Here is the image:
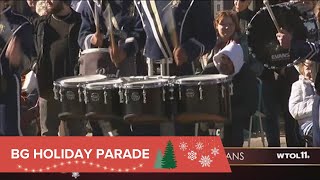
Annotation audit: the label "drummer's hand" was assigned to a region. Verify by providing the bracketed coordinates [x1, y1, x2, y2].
[90, 32, 104, 48]
[173, 47, 187, 66]
[109, 44, 127, 67]
[276, 28, 292, 49]
[5, 36, 23, 67]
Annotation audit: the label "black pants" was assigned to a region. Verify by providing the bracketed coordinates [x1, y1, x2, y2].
[0, 74, 22, 135]
[261, 68, 304, 147]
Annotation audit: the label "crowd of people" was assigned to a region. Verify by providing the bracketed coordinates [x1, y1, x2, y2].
[1, 0, 320, 148]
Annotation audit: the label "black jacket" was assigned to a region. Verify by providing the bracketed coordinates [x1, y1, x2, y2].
[32, 10, 82, 95]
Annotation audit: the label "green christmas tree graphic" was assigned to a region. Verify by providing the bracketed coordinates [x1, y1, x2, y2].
[154, 149, 163, 169]
[161, 140, 177, 169]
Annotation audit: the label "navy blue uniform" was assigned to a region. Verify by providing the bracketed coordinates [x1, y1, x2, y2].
[122, 0, 216, 136]
[78, 0, 135, 50]
[124, 0, 216, 76]
[0, 7, 34, 136]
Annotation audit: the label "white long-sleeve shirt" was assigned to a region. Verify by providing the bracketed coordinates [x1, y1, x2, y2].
[289, 75, 315, 127]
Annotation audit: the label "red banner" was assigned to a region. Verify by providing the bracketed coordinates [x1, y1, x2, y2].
[0, 137, 230, 173]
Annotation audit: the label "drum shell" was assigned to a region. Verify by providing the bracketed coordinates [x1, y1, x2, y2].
[59, 86, 86, 117]
[175, 82, 231, 120]
[53, 75, 108, 118]
[123, 86, 170, 119]
[79, 48, 137, 76]
[85, 88, 122, 119]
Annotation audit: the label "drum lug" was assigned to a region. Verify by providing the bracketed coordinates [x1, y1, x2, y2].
[199, 85, 203, 101]
[83, 88, 89, 104]
[162, 86, 166, 102]
[229, 83, 234, 96]
[104, 89, 108, 104]
[77, 84, 82, 102]
[221, 86, 225, 98]
[119, 88, 124, 103]
[142, 87, 147, 104]
[179, 85, 181, 100]
[59, 88, 63, 102]
[169, 86, 174, 100]
[53, 85, 59, 101]
[124, 89, 128, 104]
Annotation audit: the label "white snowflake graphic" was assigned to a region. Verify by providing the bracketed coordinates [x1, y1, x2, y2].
[179, 142, 188, 151]
[199, 155, 213, 167]
[72, 172, 80, 179]
[211, 147, 219, 156]
[187, 151, 197, 161]
[195, 142, 204, 150]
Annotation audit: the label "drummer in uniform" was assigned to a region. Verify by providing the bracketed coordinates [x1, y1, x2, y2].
[0, 0, 34, 135]
[77, 0, 137, 136]
[112, 0, 217, 135]
[77, 0, 136, 63]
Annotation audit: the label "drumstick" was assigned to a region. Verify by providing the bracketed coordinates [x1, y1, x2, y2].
[105, 3, 116, 51]
[167, 8, 179, 49]
[263, 0, 281, 33]
[94, 0, 101, 34]
[167, 8, 179, 75]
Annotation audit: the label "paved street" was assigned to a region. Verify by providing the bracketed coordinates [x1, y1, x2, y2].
[243, 136, 287, 147]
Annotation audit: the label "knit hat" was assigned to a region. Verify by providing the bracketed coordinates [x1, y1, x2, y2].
[213, 41, 244, 76]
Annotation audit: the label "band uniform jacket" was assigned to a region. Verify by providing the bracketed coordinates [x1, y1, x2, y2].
[124, 0, 216, 75]
[0, 7, 34, 135]
[78, 0, 135, 50]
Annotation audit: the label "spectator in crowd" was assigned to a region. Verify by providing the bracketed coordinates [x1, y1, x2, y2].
[25, 0, 39, 22]
[32, 0, 85, 136]
[35, 0, 49, 16]
[289, 60, 316, 146]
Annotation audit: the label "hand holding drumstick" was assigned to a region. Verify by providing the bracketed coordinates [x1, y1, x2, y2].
[91, 0, 104, 48]
[105, 3, 126, 67]
[168, 9, 187, 66]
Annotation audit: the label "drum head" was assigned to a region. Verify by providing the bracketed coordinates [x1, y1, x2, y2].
[121, 76, 149, 83]
[81, 48, 109, 55]
[247, 3, 308, 68]
[175, 74, 232, 85]
[56, 74, 107, 87]
[123, 79, 169, 89]
[85, 78, 123, 90]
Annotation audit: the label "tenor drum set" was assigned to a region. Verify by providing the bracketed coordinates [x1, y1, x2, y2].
[53, 0, 320, 136]
[53, 74, 233, 135]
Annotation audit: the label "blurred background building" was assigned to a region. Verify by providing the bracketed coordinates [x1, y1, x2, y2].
[210, 0, 290, 18]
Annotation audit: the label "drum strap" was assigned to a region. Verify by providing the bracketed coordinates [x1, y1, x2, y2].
[0, 23, 26, 94]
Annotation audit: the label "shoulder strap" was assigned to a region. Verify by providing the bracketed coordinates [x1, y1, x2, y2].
[0, 21, 30, 75]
